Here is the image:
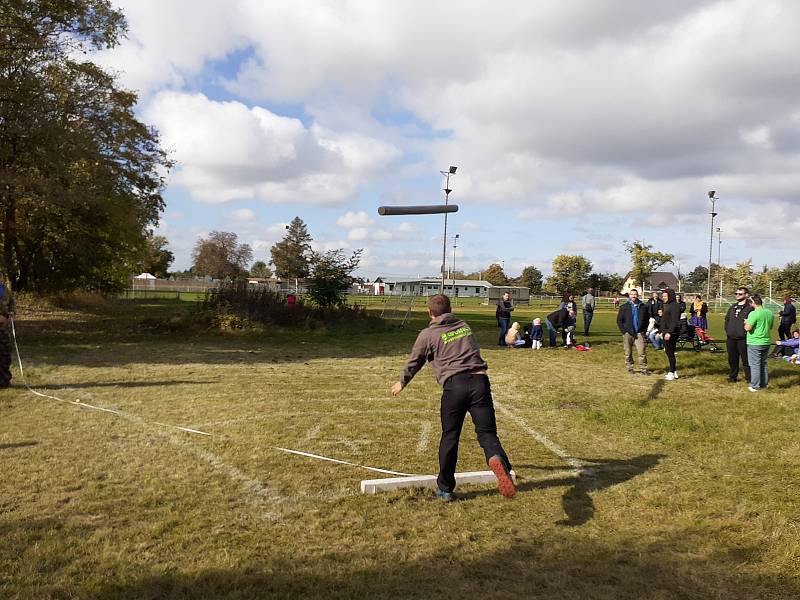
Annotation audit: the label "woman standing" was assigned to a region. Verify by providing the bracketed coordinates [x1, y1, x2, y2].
[691, 294, 708, 330]
[661, 289, 681, 380]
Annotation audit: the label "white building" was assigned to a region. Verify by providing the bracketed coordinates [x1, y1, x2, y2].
[620, 271, 679, 295]
[369, 277, 494, 297]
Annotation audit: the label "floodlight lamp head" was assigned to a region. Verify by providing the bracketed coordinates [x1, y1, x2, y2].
[449, 166, 458, 174]
[708, 190, 717, 199]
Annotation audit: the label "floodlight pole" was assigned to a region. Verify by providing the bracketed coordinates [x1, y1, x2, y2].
[452, 234, 459, 293]
[439, 167, 457, 294]
[717, 227, 722, 301]
[706, 191, 718, 300]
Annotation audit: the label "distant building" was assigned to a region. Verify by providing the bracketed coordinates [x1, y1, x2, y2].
[620, 271, 679, 294]
[364, 277, 530, 303]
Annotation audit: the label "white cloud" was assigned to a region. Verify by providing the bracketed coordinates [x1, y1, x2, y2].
[105, 1, 800, 271]
[347, 227, 369, 241]
[371, 229, 393, 241]
[230, 208, 255, 221]
[143, 91, 400, 204]
[336, 211, 374, 228]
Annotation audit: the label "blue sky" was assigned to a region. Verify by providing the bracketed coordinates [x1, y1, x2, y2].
[98, 1, 800, 280]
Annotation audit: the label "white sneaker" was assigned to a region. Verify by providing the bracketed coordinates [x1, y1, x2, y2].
[748, 386, 758, 392]
[673, 371, 679, 379]
[664, 372, 675, 381]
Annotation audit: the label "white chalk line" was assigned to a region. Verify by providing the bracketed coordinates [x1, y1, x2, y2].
[9, 318, 210, 437]
[273, 447, 415, 477]
[416, 421, 432, 455]
[494, 399, 584, 472]
[198, 408, 435, 429]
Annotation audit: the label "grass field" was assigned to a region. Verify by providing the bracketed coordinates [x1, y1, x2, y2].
[1, 298, 799, 599]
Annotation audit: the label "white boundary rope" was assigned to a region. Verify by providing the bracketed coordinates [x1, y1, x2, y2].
[9, 318, 211, 436]
[8, 318, 421, 477]
[273, 447, 415, 477]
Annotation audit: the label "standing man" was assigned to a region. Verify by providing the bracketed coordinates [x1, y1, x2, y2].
[582, 287, 596, 337]
[647, 291, 662, 322]
[744, 294, 774, 393]
[495, 291, 514, 347]
[391, 294, 516, 501]
[778, 296, 796, 341]
[0, 276, 16, 389]
[724, 287, 752, 384]
[616, 289, 650, 375]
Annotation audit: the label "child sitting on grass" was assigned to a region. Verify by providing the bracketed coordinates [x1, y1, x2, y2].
[505, 322, 527, 348]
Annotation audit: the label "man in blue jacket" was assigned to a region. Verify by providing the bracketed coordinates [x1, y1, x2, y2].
[616, 288, 650, 375]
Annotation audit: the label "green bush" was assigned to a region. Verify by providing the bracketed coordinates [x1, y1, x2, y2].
[204, 282, 384, 331]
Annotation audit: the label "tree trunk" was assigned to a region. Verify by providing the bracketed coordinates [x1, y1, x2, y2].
[2, 194, 19, 290]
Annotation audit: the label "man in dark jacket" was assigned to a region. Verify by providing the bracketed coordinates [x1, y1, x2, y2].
[0, 278, 16, 389]
[647, 292, 662, 322]
[392, 294, 515, 501]
[616, 289, 650, 374]
[546, 305, 569, 348]
[495, 291, 514, 346]
[724, 287, 753, 383]
[778, 296, 796, 341]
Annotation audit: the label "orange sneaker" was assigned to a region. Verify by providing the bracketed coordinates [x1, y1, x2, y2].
[488, 455, 516, 499]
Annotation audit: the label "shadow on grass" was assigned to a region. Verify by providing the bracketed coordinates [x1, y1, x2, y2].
[0, 441, 38, 450]
[31, 380, 216, 390]
[71, 528, 798, 600]
[639, 379, 665, 406]
[499, 454, 664, 527]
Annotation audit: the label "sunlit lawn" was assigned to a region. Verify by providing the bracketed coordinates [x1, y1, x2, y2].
[1, 297, 799, 599]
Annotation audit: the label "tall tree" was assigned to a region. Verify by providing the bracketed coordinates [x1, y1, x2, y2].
[730, 260, 754, 291]
[518, 265, 543, 292]
[137, 234, 174, 278]
[0, 0, 170, 291]
[686, 265, 708, 291]
[589, 272, 624, 294]
[270, 217, 312, 279]
[306, 249, 363, 308]
[624, 241, 674, 290]
[192, 231, 253, 280]
[482, 263, 509, 286]
[546, 255, 593, 293]
[775, 261, 800, 296]
[249, 260, 272, 279]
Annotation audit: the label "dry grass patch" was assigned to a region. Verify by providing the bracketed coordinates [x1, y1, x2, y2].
[1, 301, 799, 598]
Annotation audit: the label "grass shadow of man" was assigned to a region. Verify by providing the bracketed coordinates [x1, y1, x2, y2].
[517, 454, 664, 527]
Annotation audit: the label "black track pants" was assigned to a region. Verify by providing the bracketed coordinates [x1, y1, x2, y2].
[437, 373, 511, 493]
[726, 337, 750, 382]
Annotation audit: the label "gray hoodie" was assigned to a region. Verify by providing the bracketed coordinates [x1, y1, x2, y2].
[400, 313, 488, 387]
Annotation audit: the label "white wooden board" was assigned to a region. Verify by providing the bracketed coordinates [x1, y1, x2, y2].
[360, 470, 517, 494]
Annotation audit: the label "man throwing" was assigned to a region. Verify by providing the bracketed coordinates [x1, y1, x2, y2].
[391, 294, 516, 501]
[616, 288, 650, 375]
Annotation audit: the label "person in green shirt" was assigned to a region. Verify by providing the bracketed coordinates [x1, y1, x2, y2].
[744, 294, 774, 392]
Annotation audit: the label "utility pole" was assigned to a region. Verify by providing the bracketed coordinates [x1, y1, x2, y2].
[451, 234, 459, 295]
[706, 191, 718, 300]
[439, 166, 457, 294]
[717, 227, 722, 301]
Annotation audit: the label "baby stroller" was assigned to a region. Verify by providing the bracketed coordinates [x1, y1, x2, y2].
[691, 327, 721, 352]
[676, 319, 696, 350]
